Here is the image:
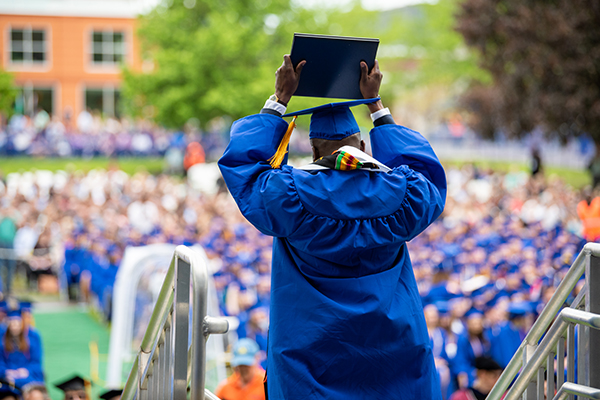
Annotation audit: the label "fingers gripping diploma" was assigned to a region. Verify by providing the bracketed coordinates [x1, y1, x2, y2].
[275, 55, 306, 106]
[360, 60, 384, 113]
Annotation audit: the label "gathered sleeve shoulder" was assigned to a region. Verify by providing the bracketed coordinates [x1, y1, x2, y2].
[218, 114, 306, 238]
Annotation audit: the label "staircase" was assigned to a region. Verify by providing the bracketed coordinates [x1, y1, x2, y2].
[120, 245, 229, 400]
[487, 242, 600, 400]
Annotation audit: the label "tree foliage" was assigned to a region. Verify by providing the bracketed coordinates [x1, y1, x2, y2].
[123, 0, 486, 129]
[0, 68, 16, 119]
[122, 0, 322, 128]
[456, 0, 600, 143]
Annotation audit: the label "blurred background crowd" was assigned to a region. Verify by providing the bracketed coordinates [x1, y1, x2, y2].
[0, 153, 594, 398]
[0, 0, 598, 396]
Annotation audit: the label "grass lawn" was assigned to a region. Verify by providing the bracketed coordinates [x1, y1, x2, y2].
[442, 160, 591, 189]
[34, 308, 111, 400]
[0, 157, 165, 175]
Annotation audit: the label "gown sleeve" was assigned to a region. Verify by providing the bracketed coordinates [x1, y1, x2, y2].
[218, 114, 306, 238]
[369, 124, 447, 240]
[25, 329, 44, 383]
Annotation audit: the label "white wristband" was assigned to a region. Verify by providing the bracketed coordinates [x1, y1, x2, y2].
[264, 99, 287, 116]
[370, 107, 391, 122]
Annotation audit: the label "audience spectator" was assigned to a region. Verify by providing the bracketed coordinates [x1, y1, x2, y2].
[0, 306, 44, 389]
[449, 356, 503, 400]
[21, 384, 49, 400]
[216, 338, 265, 400]
[0, 211, 16, 294]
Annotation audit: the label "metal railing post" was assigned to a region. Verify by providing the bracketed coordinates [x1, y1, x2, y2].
[586, 250, 600, 390]
[172, 257, 191, 399]
[120, 246, 228, 400]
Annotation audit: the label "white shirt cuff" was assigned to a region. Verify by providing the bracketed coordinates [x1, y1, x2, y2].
[264, 99, 287, 116]
[370, 107, 391, 122]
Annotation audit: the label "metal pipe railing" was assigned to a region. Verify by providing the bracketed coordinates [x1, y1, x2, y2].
[553, 382, 600, 400]
[487, 243, 600, 400]
[121, 245, 229, 400]
[502, 308, 600, 400]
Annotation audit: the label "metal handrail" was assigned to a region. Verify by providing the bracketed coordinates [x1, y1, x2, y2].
[121, 245, 229, 400]
[553, 382, 600, 400]
[501, 308, 600, 400]
[487, 243, 600, 400]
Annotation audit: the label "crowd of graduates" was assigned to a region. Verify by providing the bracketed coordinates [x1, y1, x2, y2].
[0, 111, 227, 162]
[0, 157, 593, 399]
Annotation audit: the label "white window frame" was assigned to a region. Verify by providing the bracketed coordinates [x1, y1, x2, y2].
[90, 28, 127, 66]
[5, 24, 51, 71]
[83, 84, 120, 117]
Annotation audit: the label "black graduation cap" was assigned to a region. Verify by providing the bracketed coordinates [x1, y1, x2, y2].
[99, 389, 123, 400]
[54, 375, 90, 392]
[0, 379, 21, 399]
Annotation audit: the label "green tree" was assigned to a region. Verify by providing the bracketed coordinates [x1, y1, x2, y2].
[456, 0, 600, 143]
[0, 68, 16, 119]
[122, 0, 322, 128]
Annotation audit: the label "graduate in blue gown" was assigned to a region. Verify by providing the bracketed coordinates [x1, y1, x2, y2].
[0, 307, 44, 389]
[489, 301, 532, 368]
[219, 56, 447, 399]
[454, 309, 492, 388]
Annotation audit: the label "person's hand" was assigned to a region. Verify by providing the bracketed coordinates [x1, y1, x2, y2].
[360, 60, 384, 113]
[275, 55, 306, 106]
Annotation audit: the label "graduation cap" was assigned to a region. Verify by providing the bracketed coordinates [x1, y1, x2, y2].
[474, 356, 503, 371]
[99, 388, 123, 400]
[268, 98, 380, 169]
[464, 307, 484, 319]
[54, 375, 90, 393]
[508, 301, 532, 319]
[0, 379, 20, 399]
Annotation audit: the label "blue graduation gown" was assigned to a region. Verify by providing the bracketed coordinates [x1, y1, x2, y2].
[218, 113, 447, 399]
[0, 327, 44, 388]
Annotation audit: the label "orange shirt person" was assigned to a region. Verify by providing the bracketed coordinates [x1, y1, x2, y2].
[216, 338, 265, 400]
[577, 196, 600, 241]
[183, 141, 205, 171]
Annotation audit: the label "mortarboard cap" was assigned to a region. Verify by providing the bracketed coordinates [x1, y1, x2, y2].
[464, 307, 484, 319]
[284, 98, 380, 140]
[269, 98, 380, 169]
[54, 375, 90, 392]
[0, 379, 20, 399]
[99, 388, 123, 400]
[474, 356, 503, 371]
[508, 301, 532, 318]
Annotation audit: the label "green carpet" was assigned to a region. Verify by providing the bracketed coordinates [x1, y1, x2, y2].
[33, 308, 112, 400]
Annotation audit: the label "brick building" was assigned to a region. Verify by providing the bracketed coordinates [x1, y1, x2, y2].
[0, 0, 154, 120]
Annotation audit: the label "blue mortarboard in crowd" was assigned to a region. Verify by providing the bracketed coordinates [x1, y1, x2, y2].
[465, 307, 484, 319]
[434, 301, 450, 316]
[508, 301, 532, 318]
[20, 302, 32, 313]
[283, 98, 380, 140]
[6, 308, 21, 318]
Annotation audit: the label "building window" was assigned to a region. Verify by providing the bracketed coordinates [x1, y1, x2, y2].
[91, 30, 126, 65]
[15, 86, 54, 116]
[10, 28, 47, 64]
[85, 87, 121, 117]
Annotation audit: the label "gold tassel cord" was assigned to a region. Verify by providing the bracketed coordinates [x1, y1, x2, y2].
[268, 116, 297, 169]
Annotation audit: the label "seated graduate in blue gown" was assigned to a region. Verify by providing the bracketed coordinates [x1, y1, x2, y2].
[0, 306, 44, 389]
[218, 55, 447, 399]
